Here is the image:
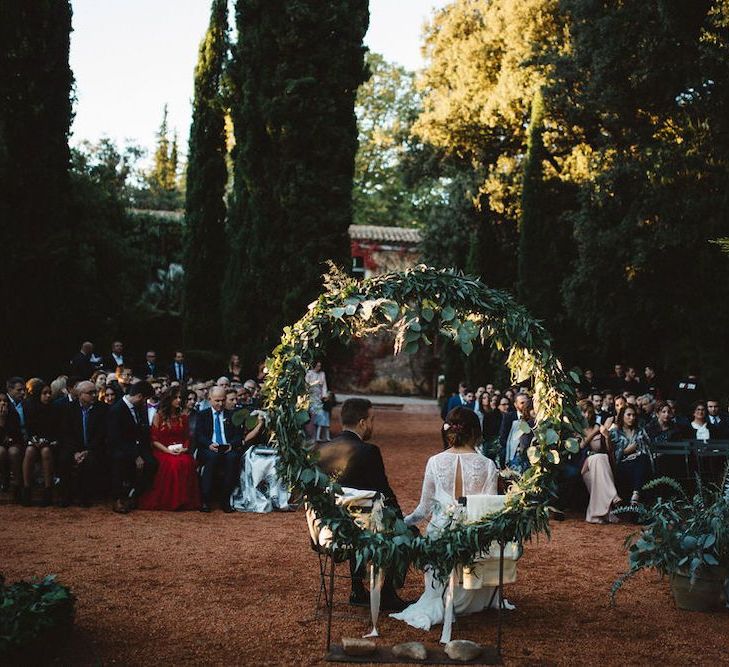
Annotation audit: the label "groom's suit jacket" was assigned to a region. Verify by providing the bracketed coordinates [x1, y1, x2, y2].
[317, 430, 402, 517]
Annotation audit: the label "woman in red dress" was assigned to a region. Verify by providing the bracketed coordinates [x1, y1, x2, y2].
[139, 387, 201, 511]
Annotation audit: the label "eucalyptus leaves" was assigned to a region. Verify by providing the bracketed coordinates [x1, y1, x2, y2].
[263, 265, 581, 582]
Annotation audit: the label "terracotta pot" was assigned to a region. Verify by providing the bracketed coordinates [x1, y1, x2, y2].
[670, 567, 728, 612]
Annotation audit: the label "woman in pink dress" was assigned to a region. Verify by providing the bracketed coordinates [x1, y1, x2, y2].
[139, 387, 201, 511]
[579, 400, 620, 523]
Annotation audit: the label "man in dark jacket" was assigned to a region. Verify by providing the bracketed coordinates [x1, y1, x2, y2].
[317, 398, 407, 611]
[107, 381, 157, 513]
[59, 381, 108, 506]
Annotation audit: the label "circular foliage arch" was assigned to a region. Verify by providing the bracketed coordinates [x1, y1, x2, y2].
[264, 265, 581, 581]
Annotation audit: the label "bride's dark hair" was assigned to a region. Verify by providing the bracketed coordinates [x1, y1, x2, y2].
[442, 407, 482, 450]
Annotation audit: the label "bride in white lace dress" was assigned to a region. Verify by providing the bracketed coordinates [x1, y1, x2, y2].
[390, 406, 504, 633]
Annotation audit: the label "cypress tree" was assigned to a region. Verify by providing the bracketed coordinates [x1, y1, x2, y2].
[182, 0, 229, 351]
[224, 0, 370, 365]
[517, 89, 571, 326]
[0, 1, 74, 378]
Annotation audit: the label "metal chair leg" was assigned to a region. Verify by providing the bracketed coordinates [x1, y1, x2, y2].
[325, 554, 335, 651]
[496, 542, 505, 657]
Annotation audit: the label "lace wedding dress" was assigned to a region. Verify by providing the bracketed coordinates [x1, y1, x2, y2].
[390, 451, 504, 635]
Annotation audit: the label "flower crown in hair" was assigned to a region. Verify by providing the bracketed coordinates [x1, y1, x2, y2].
[443, 422, 463, 433]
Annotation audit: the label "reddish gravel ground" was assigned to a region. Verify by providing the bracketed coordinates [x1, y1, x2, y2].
[2, 406, 728, 666]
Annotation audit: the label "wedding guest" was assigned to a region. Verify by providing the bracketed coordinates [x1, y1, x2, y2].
[499, 392, 529, 468]
[482, 395, 499, 439]
[22, 384, 58, 506]
[25, 377, 44, 398]
[103, 340, 127, 372]
[107, 381, 157, 514]
[224, 389, 239, 411]
[305, 361, 330, 442]
[194, 386, 243, 512]
[54, 377, 79, 407]
[91, 370, 107, 393]
[645, 401, 680, 445]
[226, 354, 244, 383]
[579, 400, 620, 524]
[706, 399, 728, 438]
[69, 341, 96, 379]
[443, 381, 468, 418]
[138, 387, 200, 511]
[58, 381, 108, 507]
[0, 392, 22, 493]
[7, 377, 28, 440]
[681, 401, 716, 441]
[50, 376, 68, 402]
[102, 387, 117, 406]
[168, 350, 191, 384]
[610, 405, 652, 504]
[109, 365, 133, 400]
[643, 365, 663, 399]
[137, 350, 159, 379]
[183, 389, 198, 442]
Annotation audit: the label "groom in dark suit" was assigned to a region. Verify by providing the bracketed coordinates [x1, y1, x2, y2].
[194, 386, 243, 512]
[317, 398, 407, 611]
[107, 381, 157, 513]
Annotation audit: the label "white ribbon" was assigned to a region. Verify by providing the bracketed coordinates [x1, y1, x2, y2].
[439, 567, 458, 644]
[363, 563, 384, 638]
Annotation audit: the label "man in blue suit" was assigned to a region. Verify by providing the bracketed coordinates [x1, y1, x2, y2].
[442, 381, 475, 419]
[194, 386, 243, 513]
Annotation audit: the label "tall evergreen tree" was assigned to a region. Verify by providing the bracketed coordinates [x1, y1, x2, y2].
[182, 0, 229, 350]
[150, 105, 176, 192]
[516, 88, 573, 331]
[0, 1, 75, 378]
[224, 0, 370, 364]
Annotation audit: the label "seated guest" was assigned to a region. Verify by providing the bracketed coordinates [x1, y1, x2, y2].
[91, 371, 107, 395]
[23, 384, 59, 506]
[109, 365, 133, 400]
[681, 401, 717, 441]
[183, 389, 198, 441]
[54, 377, 79, 407]
[479, 394, 501, 441]
[168, 350, 191, 384]
[50, 375, 68, 402]
[610, 405, 652, 505]
[102, 386, 117, 406]
[0, 391, 23, 495]
[706, 399, 728, 438]
[4, 377, 27, 501]
[579, 400, 619, 524]
[224, 389, 239, 411]
[645, 401, 680, 445]
[59, 381, 108, 506]
[107, 381, 157, 514]
[139, 387, 200, 511]
[194, 386, 243, 513]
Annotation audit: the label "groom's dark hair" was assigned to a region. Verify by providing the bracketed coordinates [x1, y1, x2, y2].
[341, 398, 372, 426]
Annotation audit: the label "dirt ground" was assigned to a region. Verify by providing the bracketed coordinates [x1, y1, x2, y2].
[1, 407, 728, 666]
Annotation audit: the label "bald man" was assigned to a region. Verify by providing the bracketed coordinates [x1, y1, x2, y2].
[59, 380, 108, 506]
[194, 386, 243, 512]
[70, 341, 97, 379]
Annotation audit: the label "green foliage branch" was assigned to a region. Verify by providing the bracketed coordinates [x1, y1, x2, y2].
[0, 574, 75, 660]
[263, 265, 581, 582]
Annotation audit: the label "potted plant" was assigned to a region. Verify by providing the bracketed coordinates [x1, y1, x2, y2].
[611, 472, 729, 611]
